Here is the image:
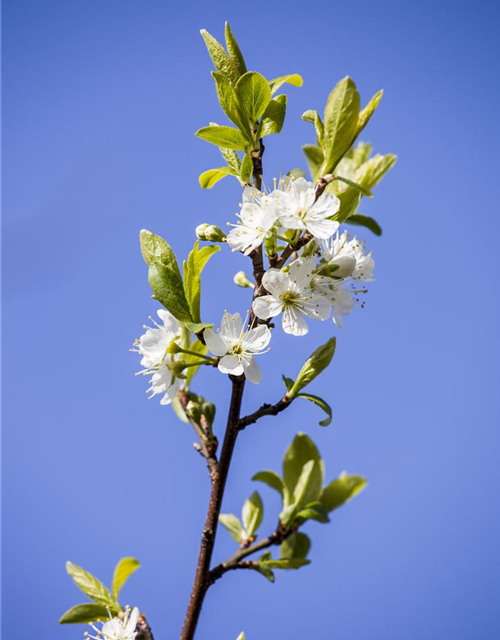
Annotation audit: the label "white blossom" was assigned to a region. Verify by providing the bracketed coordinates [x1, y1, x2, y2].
[86, 607, 139, 640]
[227, 187, 278, 255]
[312, 275, 354, 329]
[320, 231, 375, 281]
[273, 176, 340, 240]
[132, 309, 182, 405]
[252, 257, 331, 336]
[204, 312, 271, 384]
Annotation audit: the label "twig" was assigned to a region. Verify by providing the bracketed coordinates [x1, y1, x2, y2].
[237, 396, 291, 430]
[136, 614, 155, 640]
[178, 390, 218, 479]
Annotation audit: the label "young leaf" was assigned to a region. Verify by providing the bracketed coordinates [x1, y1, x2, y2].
[252, 470, 285, 499]
[333, 187, 361, 224]
[281, 532, 311, 560]
[219, 513, 244, 543]
[354, 153, 397, 190]
[140, 230, 182, 279]
[199, 167, 236, 189]
[288, 337, 336, 399]
[224, 22, 247, 78]
[235, 634, 246, 640]
[200, 29, 239, 82]
[184, 321, 213, 334]
[240, 153, 253, 183]
[320, 474, 367, 513]
[219, 146, 241, 173]
[296, 392, 332, 426]
[172, 395, 190, 424]
[259, 558, 310, 570]
[149, 262, 193, 323]
[195, 125, 250, 151]
[235, 72, 271, 123]
[65, 562, 117, 609]
[282, 433, 324, 504]
[323, 77, 360, 174]
[269, 74, 303, 96]
[296, 501, 330, 524]
[211, 72, 250, 134]
[334, 175, 373, 198]
[59, 603, 111, 624]
[302, 144, 324, 180]
[356, 89, 383, 137]
[254, 554, 275, 582]
[242, 491, 264, 537]
[292, 459, 323, 509]
[183, 241, 220, 324]
[347, 213, 382, 236]
[282, 375, 294, 391]
[184, 339, 209, 389]
[112, 557, 140, 599]
[301, 109, 324, 146]
[259, 95, 287, 137]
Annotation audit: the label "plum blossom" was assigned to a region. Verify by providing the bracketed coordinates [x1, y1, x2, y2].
[320, 231, 375, 281]
[86, 606, 139, 640]
[132, 309, 182, 405]
[227, 187, 278, 255]
[273, 176, 340, 240]
[311, 275, 355, 329]
[252, 257, 331, 336]
[204, 312, 271, 383]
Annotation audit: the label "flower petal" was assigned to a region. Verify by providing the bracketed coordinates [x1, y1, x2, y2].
[282, 306, 309, 336]
[242, 356, 263, 384]
[204, 328, 229, 356]
[262, 269, 289, 296]
[253, 295, 283, 319]
[218, 354, 244, 376]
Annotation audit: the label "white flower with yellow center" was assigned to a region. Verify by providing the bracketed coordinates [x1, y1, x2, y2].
[204, 312, 271, 384]
[252, 257, 331, 336]
[85, 607, 139, 640]
[132, 309, 182, 405]
[227, 187, 278, 255]
[273, 176, 340, 240]
[312, 275, 355, 329]
[320, 231, 375, 281]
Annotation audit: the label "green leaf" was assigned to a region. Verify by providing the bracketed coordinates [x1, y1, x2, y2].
[112, 557, 140, 599]
[59, 603, 111, 624]
[240, 153, 253, 184]
[140, 230, 182, 279]
[195, 125, 250, 151]
[282, 433, 324, 506]
[320, 473, 367, 513]
[292, 459, 323, 509]
[200, 29, 239, 82]
[252, 470, 285, 499]
[354, 153, 397, 191]
[269, 74, 303, 96]
[149, 262, 192, 323]
[172, 395, 189, 424]
[301, 109, 324, 146]
[65, 562, 117, 609]
[356, 89, 383, 137]
[296, 501, 330, 523]
[184, 321, 213, 334]
[323, 77, 360, 174]
[254, 552, 275, 582]
[333, 187, 361, 224]
[288, 337, 337, 399]
[184, 339, 209, 389]
[199, 167, 236, 189]
[183, 241, 220, 324]
[220, 146, 241, 173]
[235, 72, 271, 123]
[219, 513, 244, 543]
[347, 213, 382, 236]
[259, 558, 310, 570]
[224, 23, 247, 78]
[282, 374, 294, 392]
[296, 392, 332, 426]
[235, 634, 246, 640]
[242, 491, 264, 537]
[334, 175, 373, 198]
[281, 532, 311, 560]
[259, 95, 287, 137]
[302, 144, 324, 181]
[211, 72, 250, 134]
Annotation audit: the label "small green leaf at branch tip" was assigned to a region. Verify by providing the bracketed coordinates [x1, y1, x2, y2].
[281, 532, 311, 560]
[259, 558, 311, 570]
[334, 175, 373, 198]
[296, 392, 333, 426]
[259, 95, 287, 138]
[240, 153, 253, 183]
[219, 513, 244, 543]
[323, 76, 360, 174]
[149, 262, 192, 323]
[242, 491, 264, 537]
[235, 634, 246, 640]
[252, 470, 285, 498]
[195, 125, 250, 151]
[357, 89, 384, 136]
[112, 557, 140, 599]
[235, 71, 272, 123]
[199, 167, 236, 189]
[347, 214, 382, 236]
[183, 242, 220, 324]
[200, 29, 239, 83]
[288, 337, 337, 399]
[269, 74, 303, 96]
[184, 321, 213, 334]
[59, 603, 112, 624]
[302, 144, 324, 181]
[140, 230, 181, 278]
[224, 23, 247, 77]
[320, 474, 367, 513]
[65, 561, 118, 609]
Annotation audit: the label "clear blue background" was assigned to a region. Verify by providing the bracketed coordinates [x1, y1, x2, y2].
[3, 1, 499, 639]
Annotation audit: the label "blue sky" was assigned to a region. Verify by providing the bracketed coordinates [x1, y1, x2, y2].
[2, 1, 499, 639]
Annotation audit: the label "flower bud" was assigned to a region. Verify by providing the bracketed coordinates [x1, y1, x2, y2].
[233, 271, 254, 288]
[167, 340, 181, 354]
[185, 401, 201, 423]
[201, 402, 216, 425]
[196, 223, 227, 242]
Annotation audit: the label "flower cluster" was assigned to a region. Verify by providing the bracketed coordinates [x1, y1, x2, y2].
[132, 309, 183, 405]
[228, 177, 375, 335]
[85, 607, 139, 640]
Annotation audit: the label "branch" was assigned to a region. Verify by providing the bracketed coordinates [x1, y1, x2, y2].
[208, 524, 291, 584]
[178, 389, 218, 479]
[237, 395, 291, 430]
[136, 614, 155, 640]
